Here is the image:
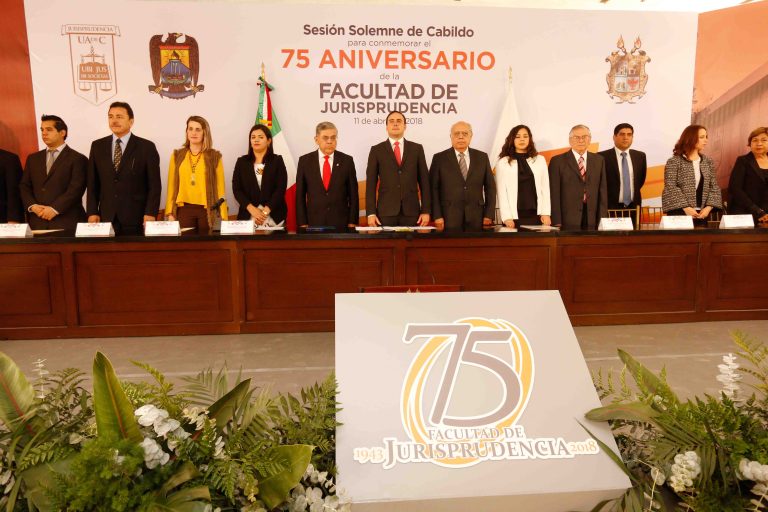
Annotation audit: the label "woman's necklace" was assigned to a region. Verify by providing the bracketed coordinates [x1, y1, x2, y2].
[189, 151, 203, 186]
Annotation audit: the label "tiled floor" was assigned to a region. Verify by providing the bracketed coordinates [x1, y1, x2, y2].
[2, 320, 766, 400]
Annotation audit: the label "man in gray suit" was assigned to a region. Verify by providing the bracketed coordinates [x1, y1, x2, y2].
[429, 121, 495, 231]
[549, 125, 607, 230]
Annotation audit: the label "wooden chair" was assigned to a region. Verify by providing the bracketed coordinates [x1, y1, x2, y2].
[360, 284, 462, 293]
[639, 206, 664, 225]
[607, 207, 639, 227]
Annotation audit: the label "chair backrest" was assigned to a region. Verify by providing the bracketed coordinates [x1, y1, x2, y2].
[607, 207, 639, 227]
[639, 206, 663, 225]
[359, 285, 462, 293]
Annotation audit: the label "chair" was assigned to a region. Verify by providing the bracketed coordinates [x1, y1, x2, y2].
[607, 206, 639, 228]
[639, 206, 663, 225]
[360, 285, 462, 293]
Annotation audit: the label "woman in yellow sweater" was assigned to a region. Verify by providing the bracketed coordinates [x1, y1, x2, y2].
[165, 115, 228, 233]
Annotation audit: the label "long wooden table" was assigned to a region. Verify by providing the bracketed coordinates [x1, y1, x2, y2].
[1, 228, 767, 339]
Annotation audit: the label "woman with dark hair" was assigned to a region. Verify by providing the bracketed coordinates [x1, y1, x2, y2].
[165, 115, 228, 233]
[231, 124, 287, 225]
[728, 126, 768, 223]
[495, 124, 551, 228]
[662, 125, 722, 222]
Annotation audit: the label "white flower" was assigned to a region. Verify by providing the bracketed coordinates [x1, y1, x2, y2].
[182, 407, 208, 430]
[154, 417, 180, 438]
[668, 451, 701, 492]
[68, 432, 84, 445]
[290, 494, 308, 512]
[0, 469, 14, 494]
[167, 426, 190, 451]
[213, 435, 225, 459]
[140, 437, 170, 469]
[739, 458, 768, 483]
[650, 466, 666, 486]
[716, 353, 742, 399]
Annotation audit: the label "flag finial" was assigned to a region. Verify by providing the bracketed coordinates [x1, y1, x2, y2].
[260, 63, 266, 81]
[508, 66, 513, 82]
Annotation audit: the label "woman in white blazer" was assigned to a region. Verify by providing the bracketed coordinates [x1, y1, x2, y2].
[495, 124, 551, 228]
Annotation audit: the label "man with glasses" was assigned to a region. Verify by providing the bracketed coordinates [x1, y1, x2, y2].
[429, 121, 495, 231]
[365, 111, 431, 227]
[295, 121, 359, 229]
[549, 124, 607, 230]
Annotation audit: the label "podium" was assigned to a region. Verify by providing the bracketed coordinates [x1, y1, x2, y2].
[336, 290, 629, 511]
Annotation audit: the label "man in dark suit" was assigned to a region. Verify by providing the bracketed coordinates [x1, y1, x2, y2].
[20, 115, 87, 231]
[295, 121, 359, 229]
[0, 149, 23, 224]
[365, 111, 431, 226]
[598, 123, 647, 210]
[430, 121, 496, 231]
[550, 124, 608, 230]
[86, 101, 161, 235]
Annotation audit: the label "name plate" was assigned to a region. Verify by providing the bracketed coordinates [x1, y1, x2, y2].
[0, 223, 32, 238]
[598, 217, 634, 231]
[659, 215, 694, 230]
[144, 221, 181, 236]
[75, 222, 115, 237]
[220, 220, 255, 235]
[720, 214, 755, 229]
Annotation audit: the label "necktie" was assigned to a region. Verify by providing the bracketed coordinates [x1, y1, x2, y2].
[458, 152, 468, 180]
[113, 138, 122, 172]
[322, 155, 331, 190]
[46, 149, 57, 174]
[621, 152, 631, 206]
[578, 155, 587, 203]
[394, 141, 402, 166]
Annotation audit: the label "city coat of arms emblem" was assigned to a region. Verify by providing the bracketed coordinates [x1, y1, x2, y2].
[605, 36, 651, 104]
[61, 25, 120, 105]
[148, 33, 204, 99]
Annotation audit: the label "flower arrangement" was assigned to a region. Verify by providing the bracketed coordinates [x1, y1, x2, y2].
[585, 331, 768, 511]
[0, 351, 345, 511]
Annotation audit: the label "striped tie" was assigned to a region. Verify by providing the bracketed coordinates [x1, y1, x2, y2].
[578, 155, 587, 203]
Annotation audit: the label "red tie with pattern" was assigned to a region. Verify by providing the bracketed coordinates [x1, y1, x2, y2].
[394, 141, 402, 166]
[578, 155, 587, 203]
[322, 155, 331, 190]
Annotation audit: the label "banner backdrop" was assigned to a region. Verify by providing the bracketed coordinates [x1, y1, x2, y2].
[24, 1, 697, 211]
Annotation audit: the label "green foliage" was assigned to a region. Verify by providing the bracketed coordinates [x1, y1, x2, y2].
[585, 333, 768, 511]
[0, 352, 341, 512]
[92, 352, 142, 443]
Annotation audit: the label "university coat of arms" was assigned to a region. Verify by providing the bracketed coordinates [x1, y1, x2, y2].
[148, 33, 204, 99]
[605, 36, 650, 104]
[61, 24, 120, 105]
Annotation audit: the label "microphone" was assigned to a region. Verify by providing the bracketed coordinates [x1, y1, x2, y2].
[209, 198, 225, 212]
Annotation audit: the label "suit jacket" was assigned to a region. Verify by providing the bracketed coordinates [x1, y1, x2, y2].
[598, 148, 647, 208]
[728, 152, 767, 219]
[295, 150, 359, 227]
[495, 155, 551, 221]
[365, 139, 431, 217]
[549, 151, 608, 230]
[232, 154, 288, 223]
[20, 145, 87, 230]
[661, 154, 722, 212]
[86, 134, 161, 228]
[429, 147, 495, 230]
[0, 149, 24, 223]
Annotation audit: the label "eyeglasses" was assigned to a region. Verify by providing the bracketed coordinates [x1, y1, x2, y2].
[570, 135, 591, 141]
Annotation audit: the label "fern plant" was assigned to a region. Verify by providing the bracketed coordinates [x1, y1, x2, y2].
[584, 333, 768, 512]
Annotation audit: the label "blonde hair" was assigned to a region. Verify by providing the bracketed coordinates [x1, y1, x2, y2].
[183, 115, 213, 151]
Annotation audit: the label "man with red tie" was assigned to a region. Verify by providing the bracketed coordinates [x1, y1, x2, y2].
[365, 111, 431, 227]
[295, 121, 359, 229]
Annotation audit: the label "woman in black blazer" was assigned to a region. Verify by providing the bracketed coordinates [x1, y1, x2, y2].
[728, 126, 768, 223]
[231, 124, 287, 225]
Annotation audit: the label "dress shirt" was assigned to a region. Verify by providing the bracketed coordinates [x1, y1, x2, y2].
[254, 162, 264, 187]
[112, 132, 132, 159]
[614, 147, 634, 201]
[454, 149, 470, 170]
[572, 149, 588, 170]
[692, 158, 701, 191]
[389, 137, 404, 158]
[318, 149, 334, 173]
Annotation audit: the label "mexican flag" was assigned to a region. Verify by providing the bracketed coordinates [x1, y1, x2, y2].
[489, 68, 520, 172]
[257, 75, 297, 231]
